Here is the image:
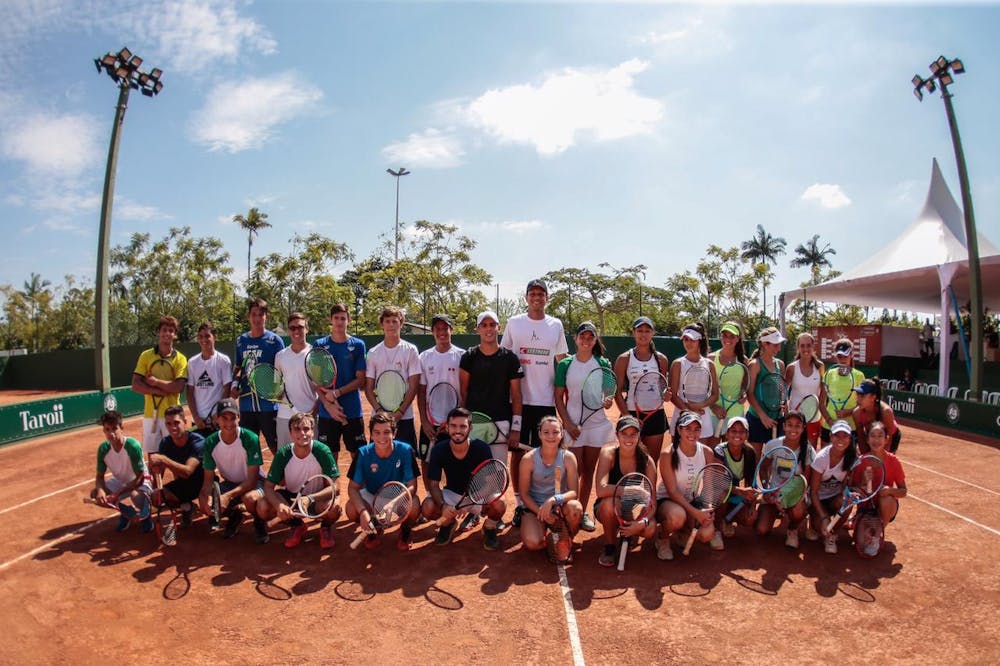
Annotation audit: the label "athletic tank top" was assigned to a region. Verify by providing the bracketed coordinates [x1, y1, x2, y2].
[856, 405, 899, 436]
[748, 358, 782, 419]
[528, 448, 567, 505]
[672, 356, 715, 434]
[788, 361, 821, 419]
[656, 443, 707, 501]
[625, 348, 662, 411]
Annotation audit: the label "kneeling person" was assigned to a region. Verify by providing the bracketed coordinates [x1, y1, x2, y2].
[149, 405, 205, 528]
[91, 410, 154, 534]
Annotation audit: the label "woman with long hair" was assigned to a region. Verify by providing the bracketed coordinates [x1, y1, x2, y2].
[614, 316, 671, 460]
[669, 322, 719, 439]
[809, 420, 858, 555]
[708, 320, 749, 446]
[745, 327, 787, 458]
[783, 332, 825, 449]
[852, 378, 902, 453]
[755, 410, 812, 549]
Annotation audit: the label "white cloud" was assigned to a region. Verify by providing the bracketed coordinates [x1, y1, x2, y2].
[476, 220, 547, 235]
[117, 198, 170, 221]
[191, 72, 323, 152]
[463, 59, 663, 156]
[635, 12, 733, 61]
[382, 129, 464, 169]
[801, 183, 851, 209]
[1, 112, 100, 177]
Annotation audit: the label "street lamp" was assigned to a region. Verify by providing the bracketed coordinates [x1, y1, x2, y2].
[386, 167, 410, 261]
[93, 47, 163, 392]
[912, 55, 984, 401]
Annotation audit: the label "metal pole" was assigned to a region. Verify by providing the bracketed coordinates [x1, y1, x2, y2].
[94, 83, 130, 392]
[941, 87, 984, 401]
[394, 175, 401, 262]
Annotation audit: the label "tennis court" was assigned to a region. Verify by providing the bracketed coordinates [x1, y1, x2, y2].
[0, 394, 997, 665]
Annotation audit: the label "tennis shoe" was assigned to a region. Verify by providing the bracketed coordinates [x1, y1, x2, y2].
[284, 522, 307, 548]
[140, 517, 155, 534]
[320, 524, 336, 549]
[434, 523, 454, 546]
[494, 518, 508, 532]
[824, 534, 838, 554]
[721, 522, 735, 537]
[397, 524, 413, 551]
[710, 531, 725, 551]
[511, 506, 525, 528]
[253, 517, 270, 544]
[460, 513, 480, 531]
[863, 541, 880, 557]
[580, 513, 597, 533]
[785, 529, 800, 549]
[223, 512, 244, 539]
[655, 538, 674, 561]
[116, 515, 131, 532]
[805, 526, 821, 542]
[483, 528, 501, 551]
[599, 544, 616, 567]
[180, 506, 193, 528]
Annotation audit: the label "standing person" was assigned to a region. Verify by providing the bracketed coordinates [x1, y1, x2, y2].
[921, 318, 936, 358]
[614, 316, 671, 460]
[708, 321, 749, 446]
[312, 303, 366, 460]
[365, 306, 421, 449]
[417, 314, 465, 474]
[231, 297, 284, 455]
[132, 315, 188, 456]
[669, 322, 719, 438]
[186, 321, 232, 437]
[500, 279, 569, 528]
[820, 338, 866, 443]
[745, 327, 787, 458]
[755, 411, 813, 549]
[199, 398, 268, 542]
[257, 412, 341, 549]
[149, 405, 205, 528]
[89, 410, 153, 534]
[422, 408, 507, 550]
[273, 312, 319, 449]
[852, 379, 902, 453]
[783, 332, 826, 449]
[809, 420, 858, 554]
[554, 321, 614, 533]
[346, 411, 421, 551]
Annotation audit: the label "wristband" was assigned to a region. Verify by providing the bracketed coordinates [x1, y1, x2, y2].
[554, 493, 564, 506]
[642, 517, 649, 527]
[332, 388, 340, 399]
[511, 415, 523, 430]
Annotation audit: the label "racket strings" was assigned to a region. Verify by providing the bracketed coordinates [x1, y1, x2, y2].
[305, 350, 337, 386]
[694, 467, 732, 508]
[375, 372, 407, 411]
[634, 374, 668, 412]
[467, 462, 508, 503]
[614, 480, 652, 521]
[849, 459, 885, 497]
[373, 485, 411, 525]
[682, 367, 711, 403]
[250, 364, 285, 401]
[758, 375, 787, 416]
[428, 385, 459, 424]
[470, 413, 500, 444]
[718, 364, 748, 400]
[581, 370, 611, 409]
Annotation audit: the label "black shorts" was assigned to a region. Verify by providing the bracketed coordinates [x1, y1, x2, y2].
[317, 417, 367, 454]
[630, 409, 667, 437]
[394, 419, 417, 449]
[241, 410, 279, 454]
[165, 475, 202, 504]
[418, 429, 449, 461]
[519, 405, 557, 448]
[747, 412, 783, 443]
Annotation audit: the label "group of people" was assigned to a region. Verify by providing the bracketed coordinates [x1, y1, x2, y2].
[91, 281, 906, 565]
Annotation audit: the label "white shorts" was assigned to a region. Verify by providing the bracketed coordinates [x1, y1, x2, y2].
[442, 488, 484, 517]
[359, 487, 375, 506]
[570, 420, 615, 448]
[106, 476, 153, 496]
[141, 417, 169, 453]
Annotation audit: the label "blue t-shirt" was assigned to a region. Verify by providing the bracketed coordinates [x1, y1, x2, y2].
[312, 334, 367, 419]
[157, 431, 205, 469]
[235, 330, 285, 412]
[350, 440, 416, 493]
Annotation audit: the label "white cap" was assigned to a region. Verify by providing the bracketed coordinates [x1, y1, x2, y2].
[830, 420, 853, 435]
[681, 327, 702, 341]
[476, 310, 499, 327]
[759, 330, 787, 345]
[724, 415, 749, 433]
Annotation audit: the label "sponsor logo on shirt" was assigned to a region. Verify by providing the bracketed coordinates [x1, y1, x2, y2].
[519, 347, 551, 357]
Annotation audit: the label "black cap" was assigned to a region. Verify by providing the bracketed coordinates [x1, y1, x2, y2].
[216, 398, 239, 416]
[430, 314, 453, 328]
[576, 321, 598, 336]
[526, 279, 548, 294]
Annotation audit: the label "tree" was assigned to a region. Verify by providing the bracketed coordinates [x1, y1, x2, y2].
[232, 207, 271, 290]
[49, 276, 94, 350]
[543, 263, 648, 335]
[790, 235, 836, 327]
[740, 224, 787, 324]
[19, 273, 52, 351]
[666, 246, 762, 335]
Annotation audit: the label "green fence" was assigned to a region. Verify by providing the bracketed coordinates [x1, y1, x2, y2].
[884, 389, 1000, 439]
[0, 387, 145, 446]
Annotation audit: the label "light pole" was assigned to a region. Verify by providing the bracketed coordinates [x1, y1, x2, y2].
[386, 167, 410, 261]
[93, 47, 163, 392]
[913, 55, 983, 401]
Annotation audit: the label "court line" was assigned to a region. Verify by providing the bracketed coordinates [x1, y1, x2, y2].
[0, 516, 112, 572]
[0, 479, 91, 517]
[908, 492, 1000, 537]
[556, 563, 585, 666]
[900, 460, 1000, 497]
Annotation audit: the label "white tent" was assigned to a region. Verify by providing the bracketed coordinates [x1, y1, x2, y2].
[780, 158, 1000, 394]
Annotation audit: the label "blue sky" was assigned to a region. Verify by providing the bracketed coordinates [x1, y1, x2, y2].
[1, 1, 998, 316]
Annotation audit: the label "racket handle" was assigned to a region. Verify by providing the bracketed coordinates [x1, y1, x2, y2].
[771, 424, 777, 440]
[349, 529, 369, 550]
[616, 536, 628, 571]
[682, 527, 698, 556]
[516, 443, 533, 452]
[828, 512, 845, 531]
[724, 502, 744, 522]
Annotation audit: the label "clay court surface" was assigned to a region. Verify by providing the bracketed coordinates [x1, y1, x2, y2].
[0, 391, 997, 665]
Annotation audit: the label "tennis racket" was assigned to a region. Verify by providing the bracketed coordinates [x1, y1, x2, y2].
[683, 463, 734, 555]
[350, 481, 413, 549]
[794, 393, 821, 424]
[680, 363, 712, 412]
[579, 367, 617, 427]
[374, 370, 407, 412]
[777, 474, 808, 512]
[613, 472, 653, 571]
[304, 346, 338, 390]
[153, 472, 178, 547]
[546, 463, 573, 564]
[633, 371, 669, 430]
[724, 444, 798, 521]
[823, 364, 857, 416]
[427, 383, 460, 430]
[854, 510, 884, 558]
[83, 495, 121, 510]
[248, 362, 289, 405]
[829, 455, 885, 531]
[437, 459, 510, 526]
[290, 474, 336, 520]
[757, 372, 788, 439]
[470, 411, 530, 452]
[714, 362, 749, 437]
[209, 479, 224, 531]
[148, 357, 176, 433]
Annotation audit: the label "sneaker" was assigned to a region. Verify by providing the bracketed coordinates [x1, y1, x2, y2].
[284, 522, 307, 548]
[483, 528, 501, 551]
[805, 527, 821, 542]
[511, 506, 525, 528]
[721, 522, 735, 538]
[863, 541, 880, 558]
[397, 524, 413, 551]
[824, 534, 838, 554]
[655, 538, 674, 561]
[598, 543, 616, 567]
[580, 513, 597, 533]
[460, 513, 480, 532]
[180, 507, 193, 529]
[116, 515, 131, 532]
[363, 533, 380, 550]
[320, 524, 335, 549]
[223, 512, 245, 539]
[140, 517, 155, 534]
[253, 517, 270, 544]
[434, 523, 454, 546]
[785, 529, 800, 549]
[710, 531, 725, 551]
[494, 518, 508, 533]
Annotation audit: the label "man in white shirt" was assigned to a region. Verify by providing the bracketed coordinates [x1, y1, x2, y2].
[274, 312, 319, 448]
[186, 321, 233, 436]
[365, 306, 422, 447]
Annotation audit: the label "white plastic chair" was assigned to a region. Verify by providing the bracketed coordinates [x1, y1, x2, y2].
[926, 384, 939, 396]
[988, 392, 1000, 406]
[946, 386, 958, 399]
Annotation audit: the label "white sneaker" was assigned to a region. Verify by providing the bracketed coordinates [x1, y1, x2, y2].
[824, 534, 838, 554]
[710, 531, 725, 551]
[655, 538, 674, 561]
[785, 529, 799, 549]
[722, 522, 735, 537]
[805, 527, 820, 542]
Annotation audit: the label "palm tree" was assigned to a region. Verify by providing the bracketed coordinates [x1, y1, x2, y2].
[19, 272, 51, 351]
[740, 224, 787, 323]
[232, 208, 271, 289]
[790, 235, 836, 327]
